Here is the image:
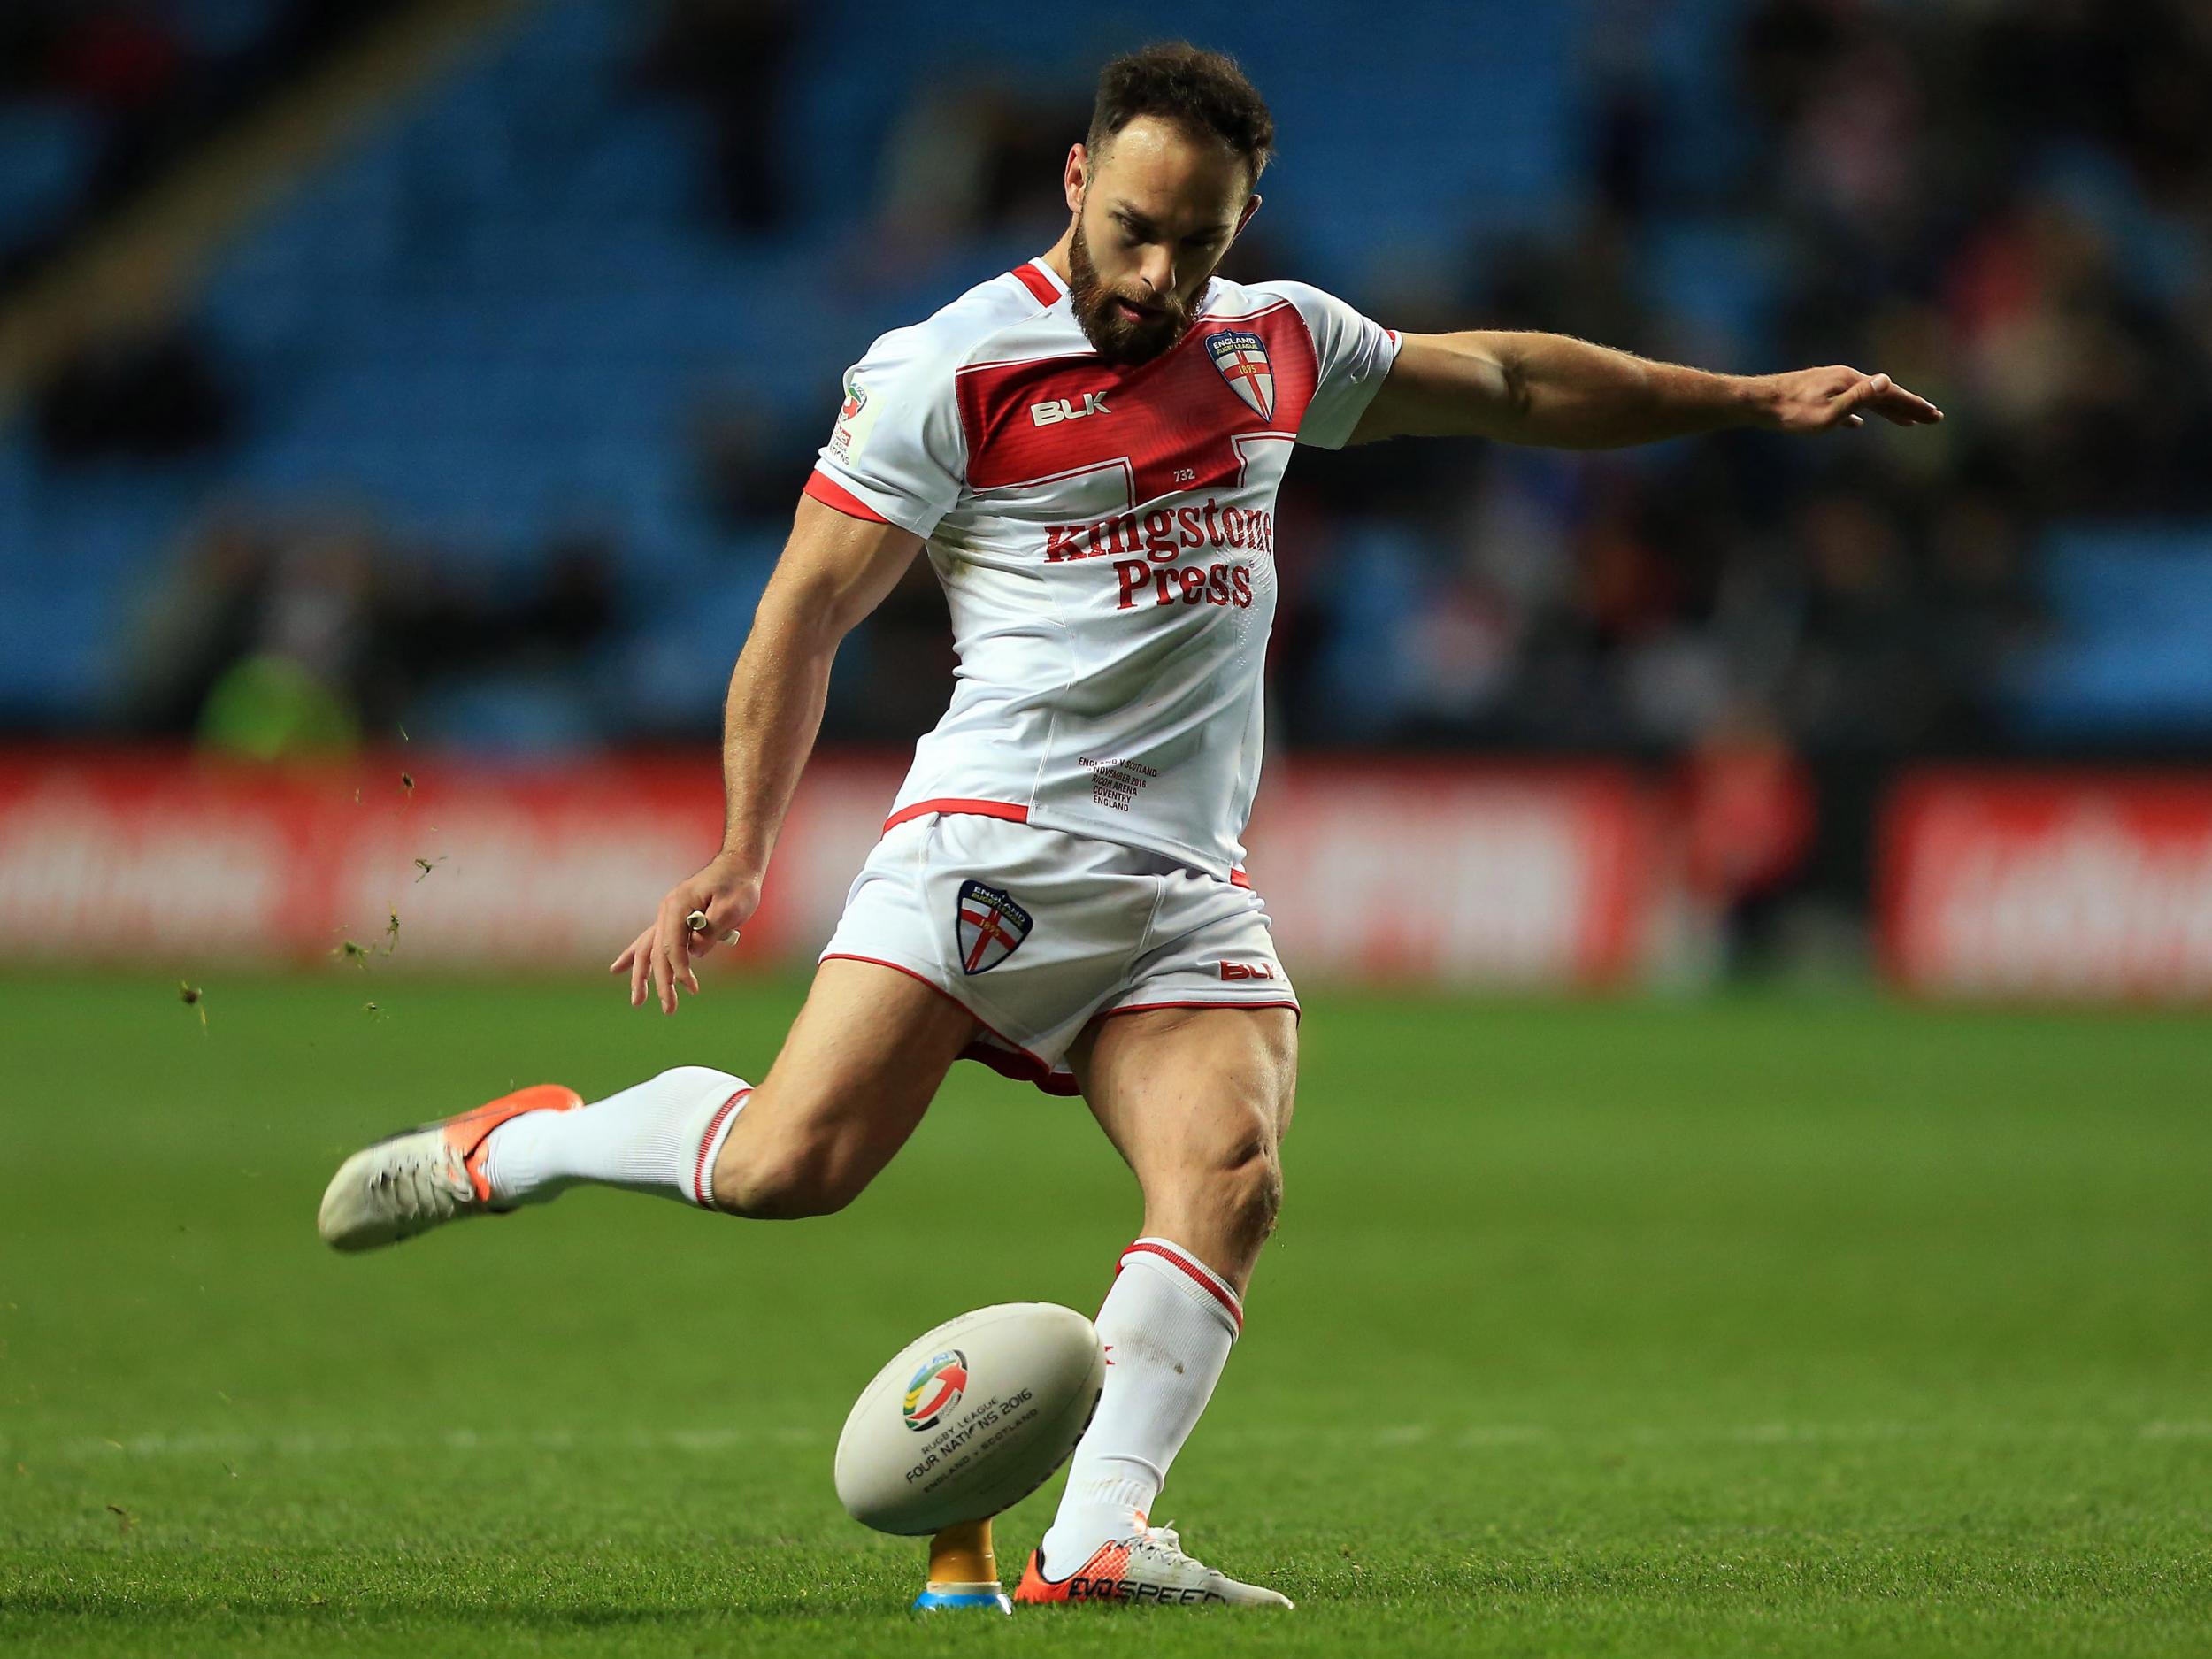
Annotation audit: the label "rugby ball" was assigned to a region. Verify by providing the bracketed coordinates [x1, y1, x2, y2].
[835, 1302, 1105, 1536]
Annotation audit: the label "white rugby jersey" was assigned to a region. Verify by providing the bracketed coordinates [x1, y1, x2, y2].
[806, 257, 1399, 879]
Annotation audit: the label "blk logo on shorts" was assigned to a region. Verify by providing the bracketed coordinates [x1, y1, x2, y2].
[1205, 329, 1275, 421]
[956, 879, 1032, 974]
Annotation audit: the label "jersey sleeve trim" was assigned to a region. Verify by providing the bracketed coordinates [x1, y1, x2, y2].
[807, 456, 947, 537]
[1258, 280, 1402, 450]
[803, 467, 892, 524]
[1309, 335, 1398, 449]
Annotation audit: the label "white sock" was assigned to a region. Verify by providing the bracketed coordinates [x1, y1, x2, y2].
[1038, 1237, 1242, 1573]
[478, 1066, 751, 1208]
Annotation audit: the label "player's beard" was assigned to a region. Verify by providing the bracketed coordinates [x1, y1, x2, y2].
[1067, 219, 1199, 366]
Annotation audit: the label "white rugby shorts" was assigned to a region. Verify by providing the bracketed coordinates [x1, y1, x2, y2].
[820, 810, 1298, 1095]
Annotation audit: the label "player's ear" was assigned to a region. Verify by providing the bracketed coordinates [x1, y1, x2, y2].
[1064, 144, 1089, 213]
[1233, 191, 1263, 240]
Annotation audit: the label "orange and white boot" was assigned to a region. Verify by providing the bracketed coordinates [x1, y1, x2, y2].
[1013, 1525, 1292, 1609]
[317, 1084, 581, 1252]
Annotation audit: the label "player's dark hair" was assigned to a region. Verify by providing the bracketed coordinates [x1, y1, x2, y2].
[1087, 42, 1274, 185]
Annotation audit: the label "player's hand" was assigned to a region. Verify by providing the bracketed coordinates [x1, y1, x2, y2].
[1758, 366, 1942, 433]
[611, 852, 763, 1014]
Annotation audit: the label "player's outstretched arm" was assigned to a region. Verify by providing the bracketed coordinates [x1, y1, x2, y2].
[612, 495, 925, 1013]
[1351, 331, 1942, 449]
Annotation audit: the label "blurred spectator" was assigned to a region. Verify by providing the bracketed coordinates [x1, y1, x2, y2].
[121, 502, 278, 734]
[33, 320, 235, 463]
[122, 503, 622, 752]
[1678, 699, 1817, 972]
[689, 396, 821, 532]
[873, 77, 1088, 261]
[634, 0, 803, 234]
[196, 513, 373, 760]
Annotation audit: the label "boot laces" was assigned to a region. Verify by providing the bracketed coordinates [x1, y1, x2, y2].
[1128, 1524, 1194, 1571]
[368, 1138, 472, 1222]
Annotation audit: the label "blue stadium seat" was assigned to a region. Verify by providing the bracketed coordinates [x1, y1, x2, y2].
[0, 104, 104, 257]
[169, 0, 281, 60]
[2014, 526, 2212, 733]
[24, 0, 2204, 749]
[1644, 219, 1786, 361]
[0, 0, 1587, 733]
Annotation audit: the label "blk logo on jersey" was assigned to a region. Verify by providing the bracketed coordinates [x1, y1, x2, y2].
[1031, 391, 1110, 426]
[956, 879, 1033, 974]
[1205, 329, 1275, 421]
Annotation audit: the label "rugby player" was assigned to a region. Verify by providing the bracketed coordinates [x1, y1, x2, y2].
[319, 42, 1940, 1609]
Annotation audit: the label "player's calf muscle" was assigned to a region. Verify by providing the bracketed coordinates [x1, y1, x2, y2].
[712, 1132, 850, 1217]
[707, 958, 975, 1217]
[710, 1094, 902, 1217]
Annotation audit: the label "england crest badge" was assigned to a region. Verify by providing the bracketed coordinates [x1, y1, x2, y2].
[955, 879, 1033, 974]
[1205, 328, 1275, 421]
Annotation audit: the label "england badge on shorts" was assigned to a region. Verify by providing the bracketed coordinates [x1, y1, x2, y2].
[1205, 329, 1274, 421]
[955, 879, 1033, 974]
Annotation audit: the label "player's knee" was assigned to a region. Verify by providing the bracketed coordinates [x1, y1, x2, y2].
[1201, 1109, 1284, 1247]
[1221, 1144, 1284, 1246]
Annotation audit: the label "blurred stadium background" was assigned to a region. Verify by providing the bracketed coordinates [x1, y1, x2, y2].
[2, 0, 2211, 993]
[8, 8, 2212, 1654]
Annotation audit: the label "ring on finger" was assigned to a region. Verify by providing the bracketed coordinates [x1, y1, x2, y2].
[685, 910, 743, 947]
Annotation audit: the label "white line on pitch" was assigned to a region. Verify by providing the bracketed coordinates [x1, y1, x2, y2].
[8, 1419, 2207, 1463]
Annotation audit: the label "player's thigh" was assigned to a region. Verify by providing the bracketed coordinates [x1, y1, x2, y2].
[713, 957, 977, 1212]
[1070, 1004, 1298, 1207]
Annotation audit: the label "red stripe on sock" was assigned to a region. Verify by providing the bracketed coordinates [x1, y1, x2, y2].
[693, 1088, 752, 1209]
[1119, 1240, 1243, 1331]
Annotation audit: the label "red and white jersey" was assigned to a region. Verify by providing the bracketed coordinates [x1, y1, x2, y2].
[806, 257, 1399, 878]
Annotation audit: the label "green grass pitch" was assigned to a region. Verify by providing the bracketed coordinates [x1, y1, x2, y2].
[3, 973, 2208, 1656]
